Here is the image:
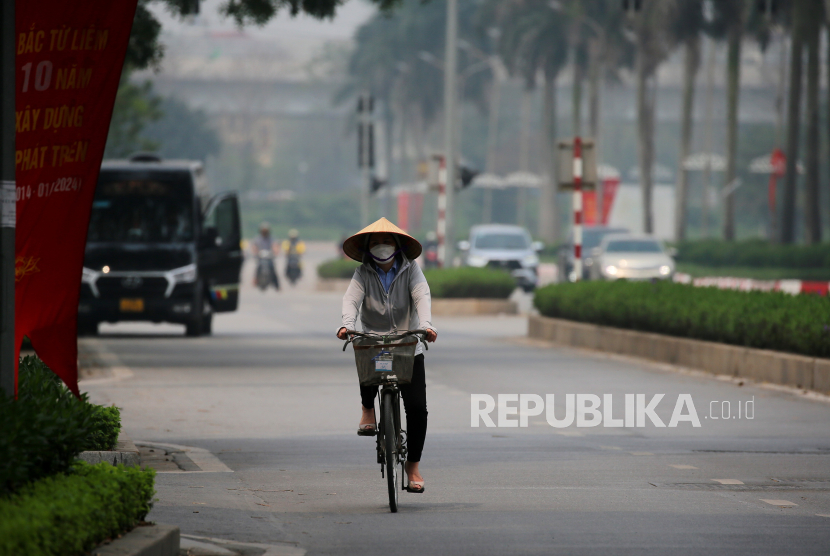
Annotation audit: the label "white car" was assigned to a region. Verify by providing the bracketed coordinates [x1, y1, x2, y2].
[590, 235, 676, 281]
[457, 224, 543, 292]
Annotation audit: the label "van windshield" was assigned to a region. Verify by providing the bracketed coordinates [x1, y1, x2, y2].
[474, 233, 529, 250]
[87, 171, 195, 243]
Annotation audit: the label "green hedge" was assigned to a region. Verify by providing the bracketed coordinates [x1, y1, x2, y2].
[424, 267, 516, 299]
[675, 239, 830, 269]
[317, 258, 360, 279]
[0, 462, 155, 556]
[533, 281, 830, 358]
[0, 357, 121, 496]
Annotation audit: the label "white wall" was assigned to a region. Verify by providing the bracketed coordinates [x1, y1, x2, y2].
[608, 183, 676, 240]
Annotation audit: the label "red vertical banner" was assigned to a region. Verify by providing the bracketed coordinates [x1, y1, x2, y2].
[600, 177, 619, 225]
[582, 191, 597, 225]
[397, 191, 410, 232]
[14, 1, 138, 395]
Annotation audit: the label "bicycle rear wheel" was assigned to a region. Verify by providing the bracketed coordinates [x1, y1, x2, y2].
[382, 389, 399, 513]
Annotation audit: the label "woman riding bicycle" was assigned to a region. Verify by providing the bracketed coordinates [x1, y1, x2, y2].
[337, 218, 437, 494]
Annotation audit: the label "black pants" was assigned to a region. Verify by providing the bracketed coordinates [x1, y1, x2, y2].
[360, 354, 427, 463]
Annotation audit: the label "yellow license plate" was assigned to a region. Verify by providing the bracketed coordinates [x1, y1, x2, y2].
[119, 298, 144, 312]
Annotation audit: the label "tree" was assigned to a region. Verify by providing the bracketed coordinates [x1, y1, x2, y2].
[143, 97, 222, 161]
[781, 0, 806, 244]
[103, 80, 162, 158]
[490, 0, 569, 242]
[709, 0, 747, 241]
[672, 1, 705, 241]
[628, 0, 677, 234]
[803, 0, 823, 243]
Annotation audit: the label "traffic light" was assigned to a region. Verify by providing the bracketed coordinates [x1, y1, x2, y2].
[357, 94, 374, 169]
[459, 165, 479, 189]
[370, 176, 387, 194]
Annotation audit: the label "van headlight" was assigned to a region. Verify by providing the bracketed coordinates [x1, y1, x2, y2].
[604, 265, 618, 276]
[169, 264, 197, 283]
[659, 265, 672, 276]
[467, 255, 488, 267]
[522, 254, 539, 267]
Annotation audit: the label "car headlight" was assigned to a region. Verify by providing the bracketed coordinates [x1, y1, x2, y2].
[659, 265, 672, 276]
[81, 267, 99, 284]
[604, 265, 618, 276]
[467, 255, 488, 267]
[522, 254, 539, 267]
[169, 264, 197, 283]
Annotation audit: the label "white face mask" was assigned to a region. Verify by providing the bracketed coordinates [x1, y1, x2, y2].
[370, 244, 397, 262]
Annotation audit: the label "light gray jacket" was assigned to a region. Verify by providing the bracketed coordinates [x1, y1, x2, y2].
[341, 256, 435, 355]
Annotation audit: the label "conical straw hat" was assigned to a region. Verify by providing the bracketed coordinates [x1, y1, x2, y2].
[342, 217, 422, 262]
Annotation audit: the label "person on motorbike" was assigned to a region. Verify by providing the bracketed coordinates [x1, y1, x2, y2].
[336, 217, 437, 493]
[281, 229, 306, 285]
[252, 222, 280, 290]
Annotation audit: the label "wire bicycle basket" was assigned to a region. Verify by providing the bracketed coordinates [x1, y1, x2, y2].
[350, 333, 421, 386]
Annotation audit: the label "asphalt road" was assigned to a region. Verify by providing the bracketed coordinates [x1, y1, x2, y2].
[81, 244, 830, 556]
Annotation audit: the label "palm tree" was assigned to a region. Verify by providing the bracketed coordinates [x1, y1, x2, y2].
[781, 0, 806, 244]
[629, 0, 677, 234]
[803, 0, 823, 244]
[671, 1, 705, 241]
[491, 0, 569, 243]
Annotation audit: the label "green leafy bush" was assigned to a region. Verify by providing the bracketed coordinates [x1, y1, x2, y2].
[534, 281, 830, 358]
[675, 239, 830, 269]
[0, 462, 155, 556]
[317, 258, 361, 279]
[424, 267, 516, 299]
[0, 357, 121, 496]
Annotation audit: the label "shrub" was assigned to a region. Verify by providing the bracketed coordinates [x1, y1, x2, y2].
[533, 281, 830, 358]
[0, 357, 121, 496]
[317, 258, 360, 279]
[424, 267, 516, 299]
[674, 239, 830, 269]
[0, 462, 155, 556]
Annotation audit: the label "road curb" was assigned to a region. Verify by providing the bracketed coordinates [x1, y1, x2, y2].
[432, 298, 518, 316]
[528, 314, 830, 394]
[78, 429, 141, 467]
[91, 524, 179, 556]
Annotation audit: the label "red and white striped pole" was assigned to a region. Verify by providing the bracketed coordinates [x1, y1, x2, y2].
[573, 136, 583, 281]
[437, 155, 447, 267]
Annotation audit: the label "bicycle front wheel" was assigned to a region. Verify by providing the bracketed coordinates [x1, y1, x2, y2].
[382, 389, 399, 513]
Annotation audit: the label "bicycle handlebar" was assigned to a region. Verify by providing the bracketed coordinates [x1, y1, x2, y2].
[341, 329, 430, 351]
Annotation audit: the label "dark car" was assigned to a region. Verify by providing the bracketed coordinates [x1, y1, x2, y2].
[78, 154, 243, 336]
[557, 226, 630, 282]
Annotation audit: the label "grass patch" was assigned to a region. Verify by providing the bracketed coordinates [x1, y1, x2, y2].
[424, 267, 516, 299]
[0, 462, 155, 556]
[534, 280, 830, 358]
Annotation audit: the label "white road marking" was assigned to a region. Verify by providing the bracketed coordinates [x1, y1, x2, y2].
[630, 452, 654, 456]
[669, 465, 698, 469]
[760, 499, 798, 507]
[816, 514, 830, 518]
[135, 441, 233, 473]
[556, 431, 584, 437]
[712, 479, 744, 485]
[182, 535, 305, 556]
[598, 445, 622, 450]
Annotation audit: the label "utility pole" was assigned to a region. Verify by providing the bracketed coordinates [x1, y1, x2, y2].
[442, 0, 458, 266]
[357, 93, 374, 227]
[1, 0, 16, 397]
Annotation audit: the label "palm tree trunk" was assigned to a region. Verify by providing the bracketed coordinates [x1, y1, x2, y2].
[636, 47, 655, 234]
[483, 62, 503, 224]
[539, 72, 559, 244]
[722, 17, 742, 241]
[675, 35, 700, 242]
[804, 4, 821, 244]
[517, 87, 533, 225]
[782, 3, 804, 244]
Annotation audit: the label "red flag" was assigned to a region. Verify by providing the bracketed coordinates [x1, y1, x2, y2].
[14, 1, 138, 396]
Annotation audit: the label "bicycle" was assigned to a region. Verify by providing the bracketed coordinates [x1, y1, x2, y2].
[342, 329, 428, 513]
